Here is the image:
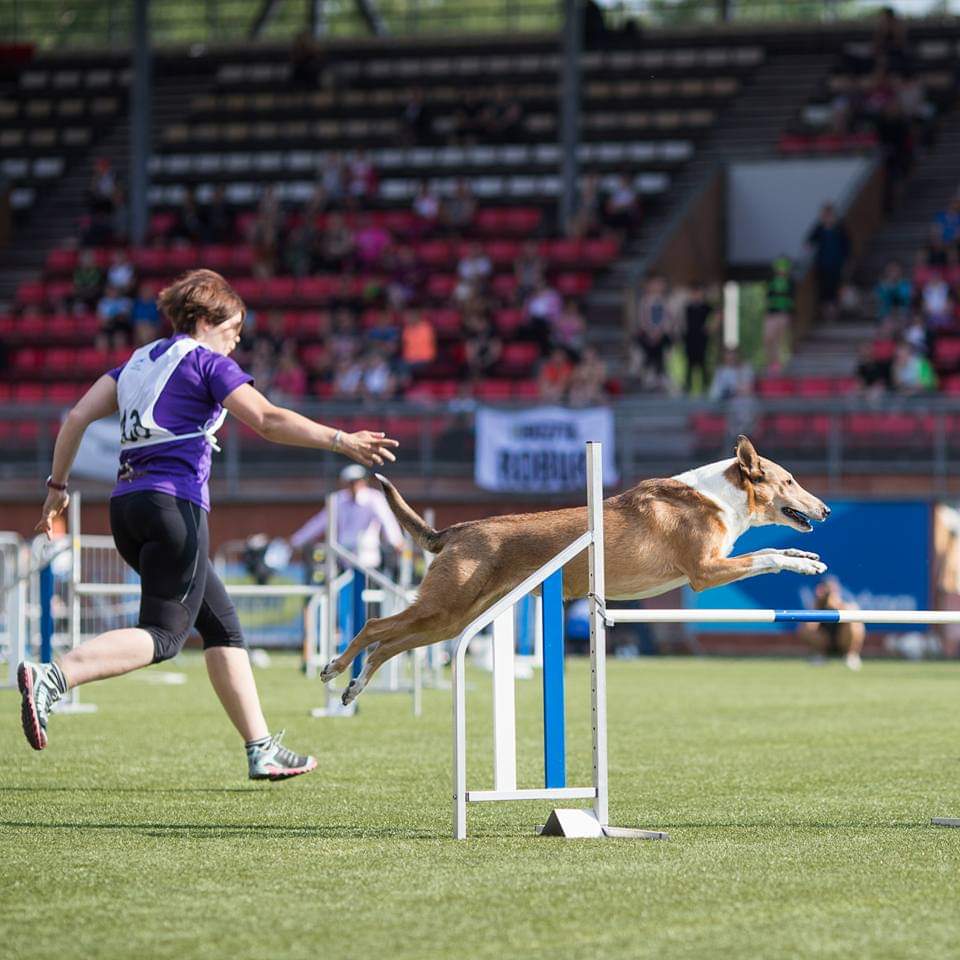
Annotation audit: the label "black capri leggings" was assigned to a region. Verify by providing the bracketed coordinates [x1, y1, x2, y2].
[110, 491, 245, 663]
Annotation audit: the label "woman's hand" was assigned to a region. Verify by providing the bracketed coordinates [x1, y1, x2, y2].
[36, 488, 70, 539]
[343, 431, 399, 468]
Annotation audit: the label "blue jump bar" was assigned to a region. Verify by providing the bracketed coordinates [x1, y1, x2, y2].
[773, 610, 841, 623]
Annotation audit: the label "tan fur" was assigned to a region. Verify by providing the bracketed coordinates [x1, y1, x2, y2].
[325, 436, 830, 701]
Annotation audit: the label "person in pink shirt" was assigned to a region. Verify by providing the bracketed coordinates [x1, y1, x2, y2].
[354, 215, 392, 268]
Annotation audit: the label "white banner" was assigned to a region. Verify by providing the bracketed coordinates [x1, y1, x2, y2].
[71, 416, 121, 482]
[475, 406, 618, 493]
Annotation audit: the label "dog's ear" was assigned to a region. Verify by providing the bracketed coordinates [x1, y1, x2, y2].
[734, 435, 764, 482]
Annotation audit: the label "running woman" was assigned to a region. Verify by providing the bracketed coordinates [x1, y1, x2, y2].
[18, 269, 398, 780]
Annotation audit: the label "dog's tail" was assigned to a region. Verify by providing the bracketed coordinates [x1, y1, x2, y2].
[374, 473, 449, 554]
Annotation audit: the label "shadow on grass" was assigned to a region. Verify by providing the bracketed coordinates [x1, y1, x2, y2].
[0, 786, 260, 795]
[0, 819, 439, 840]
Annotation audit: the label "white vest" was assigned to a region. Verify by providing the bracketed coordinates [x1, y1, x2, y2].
[116, 337, 227, 452]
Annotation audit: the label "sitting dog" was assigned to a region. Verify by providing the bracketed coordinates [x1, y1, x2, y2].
[321, 435, 830, 704]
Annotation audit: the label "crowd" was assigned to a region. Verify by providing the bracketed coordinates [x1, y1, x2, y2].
[31, 149, 636, 408]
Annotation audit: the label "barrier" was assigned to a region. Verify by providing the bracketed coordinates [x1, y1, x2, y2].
[0, 533, 27, 690]
[451, 440, 959, 839]
[452, 441, 667, 840]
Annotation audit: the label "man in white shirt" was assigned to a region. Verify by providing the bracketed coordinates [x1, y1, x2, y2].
[290, 464, 405, 569]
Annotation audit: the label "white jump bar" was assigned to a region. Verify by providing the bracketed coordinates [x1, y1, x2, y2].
[466, 787, 598, 803]
[607, 608, 960, 625]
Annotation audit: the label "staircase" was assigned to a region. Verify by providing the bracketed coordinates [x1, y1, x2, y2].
[588, 51, 837, 371]
[0, 70, 210, 304]
[855, 108, 960, 283]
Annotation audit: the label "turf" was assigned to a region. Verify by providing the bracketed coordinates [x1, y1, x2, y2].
[2, 655, 959, 960]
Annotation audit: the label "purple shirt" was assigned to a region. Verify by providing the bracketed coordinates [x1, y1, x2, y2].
[108, 335, 252, 511]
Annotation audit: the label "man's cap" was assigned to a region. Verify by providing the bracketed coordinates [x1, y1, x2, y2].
[340, 464, 367, 482]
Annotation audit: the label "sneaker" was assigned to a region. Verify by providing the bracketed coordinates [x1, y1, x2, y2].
[18, 661, 65, 751]
[247, 730, 317, 781]
[844, 652, 863, 672]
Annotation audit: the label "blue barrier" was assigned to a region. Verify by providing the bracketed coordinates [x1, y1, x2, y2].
[39, 564, 54, 663]
[541, 569, 565, 790]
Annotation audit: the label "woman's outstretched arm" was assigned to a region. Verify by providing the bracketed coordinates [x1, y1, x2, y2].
[36, 374, 119, 537]
[223, 383, 399, 467]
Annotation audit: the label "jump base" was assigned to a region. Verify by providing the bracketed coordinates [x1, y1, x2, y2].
[931, 817, 960, 828]
[310, 701, 357, 718]
[537, 809, 670, 840]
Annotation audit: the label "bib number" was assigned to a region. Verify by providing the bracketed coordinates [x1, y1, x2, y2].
[120, 408, 152, 444]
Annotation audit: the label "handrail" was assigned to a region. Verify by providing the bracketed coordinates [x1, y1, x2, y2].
[453, 529, 593, 665]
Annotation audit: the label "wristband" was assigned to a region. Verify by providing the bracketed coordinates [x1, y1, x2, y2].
[45, 475, 68, 492]
[332, 429, 343, 452]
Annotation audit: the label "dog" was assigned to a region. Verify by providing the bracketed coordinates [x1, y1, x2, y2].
[321, 435, 830, 704]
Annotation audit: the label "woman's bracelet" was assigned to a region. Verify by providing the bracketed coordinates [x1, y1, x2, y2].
[332, 429, 343, 452]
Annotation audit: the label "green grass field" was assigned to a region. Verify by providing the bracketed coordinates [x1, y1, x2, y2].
[3, 655, 959, 960]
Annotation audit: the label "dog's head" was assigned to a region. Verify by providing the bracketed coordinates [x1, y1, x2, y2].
[731, 435, 830, 533]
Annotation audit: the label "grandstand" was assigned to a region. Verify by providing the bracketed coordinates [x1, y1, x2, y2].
[3, 3, 960, 507]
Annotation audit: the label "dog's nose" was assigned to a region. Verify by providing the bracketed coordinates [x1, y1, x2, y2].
[822, 505, 831, 519]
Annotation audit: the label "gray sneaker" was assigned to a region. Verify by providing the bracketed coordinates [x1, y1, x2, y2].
[247, 730, 317, 781]
[18, 661, 65, 751]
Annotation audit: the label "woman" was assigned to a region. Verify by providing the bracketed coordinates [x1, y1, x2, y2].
[19, 269, 398, 781]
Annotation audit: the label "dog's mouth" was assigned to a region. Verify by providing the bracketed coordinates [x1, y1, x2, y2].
[781, 506, 814, 532]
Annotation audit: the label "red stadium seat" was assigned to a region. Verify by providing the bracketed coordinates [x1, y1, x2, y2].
[148, 211, 177, 237]
[45, 281, 74, 303]
[795, 377, 835, 398]
[582, 237, 620, 265]
[423, 308, 460, 336]
[495, 308, 524, 336]
[757, 378, 795, 398]
[165, 246, 199, 273]
[13, 382, 46, 403]
[427, 274, 457, 300]
[513, 380, 541, 400]
[491, 274, 518, 299]
[46, 248, 78, 276]
[934, 338, 960, 371]
[555, 273, 592, 296]
[132, 248, 167, 274]
[474, 379, 514, 401]
[297, 276, 339, 302]
[416, 240, 454, 266]
[16, 281, 46, 307]
[499, 342, 539, 373]
[485, 240, 521, 265]
[546, 239, 582, 265]
[261, 276, 296, 303]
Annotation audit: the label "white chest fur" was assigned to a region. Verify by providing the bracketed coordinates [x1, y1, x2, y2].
[671, 459, 750, 557]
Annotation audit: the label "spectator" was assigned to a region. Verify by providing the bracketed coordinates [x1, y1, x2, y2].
[320, 212, 355, 270]
[875, 259, 913, 320]
[934, 194, 960, 246]
[569, 173, 602, 238]
[480, 86, 524, 143]
[248, 339, 276, 395]
[284, 217, 316, 278]
[806, 203, 850, 321]
[923, 225, 949, 268]
[443, 178, 477, 235]
[902, 313, 929, 354]
[271, 340, 308, 403]
[538, 347, 574, 402]
[855, 342, 893, 397]
[250, 187, 281, 278]
[412, 181, 441, 237]
[554, 298, 587, 359]
[921, 275, 953, 329]
[362, 348, 397, 400]
[131, 282, 161, 344]
[764, 257, 794, 374]
[320, 152, 346, 208]
[603, 174, 639, 234]
[683, 284, 713, 393]
[202, 184, 234, 244]
[463, 309, 502, 378]
[86, 157, 116, 213]
[254, 310, 287, 357]
[387, 245, 425, 309]
[514, 240, 544, 300]
[171, 188, 204, 244]
[346, 150, 377, 202]
[872, 6, 909, 74]
[892, 341, 936, 394]
[400, 310, 437, 375]
[333, 351, 365, 399]
[457, 242, 492, 291]
[110, 186, 129, 244]
[568, 346, 608, 407]
[401, 88, 432, 145]
[876, 99, 913, 211]
[523, 277, 563, 355]
[354, 214, 392, 269]
[630, 275, 675, 391]
[72, 249, 103, 308]
[709, 348, 754, 402]
[96, 285, 133, 341]
[367, 310, 401, 352]
[449, 88, 484, 146]
[106, 250, 135, 295]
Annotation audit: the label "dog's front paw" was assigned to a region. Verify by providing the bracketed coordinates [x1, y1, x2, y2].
[341, 676, 367, 706]
[779, 549, 820, 561]
[782, 556, 827, 577]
